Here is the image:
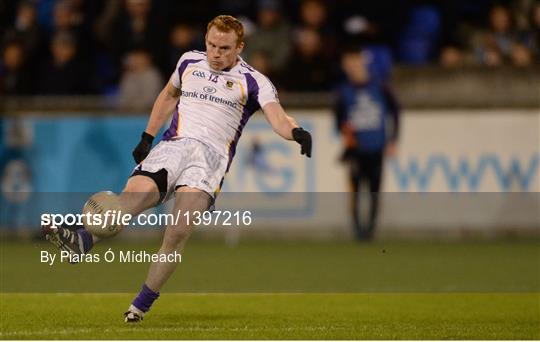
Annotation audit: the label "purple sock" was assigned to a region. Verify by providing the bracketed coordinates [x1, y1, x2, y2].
[76, 228, 93, 253]
[132, 284, 160, 312]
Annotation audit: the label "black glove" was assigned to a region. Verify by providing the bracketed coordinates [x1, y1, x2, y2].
[292, 127, 312, 158]
[132, 132, 154, 164]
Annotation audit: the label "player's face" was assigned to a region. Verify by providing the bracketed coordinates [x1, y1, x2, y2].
[205, 26, 244, 71]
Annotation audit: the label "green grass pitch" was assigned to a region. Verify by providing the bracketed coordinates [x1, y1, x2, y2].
[1, 239, 539, 339]
[1, 293, 538, 339]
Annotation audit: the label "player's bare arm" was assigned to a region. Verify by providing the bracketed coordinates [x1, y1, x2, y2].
[263, 102, 312, 158]
[262, 102, 298, 139]
[132, 80, 180, 163]
[145, 80, 181, 136]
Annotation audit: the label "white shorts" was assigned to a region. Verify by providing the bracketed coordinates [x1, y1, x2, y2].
[132, 138, 227, 202]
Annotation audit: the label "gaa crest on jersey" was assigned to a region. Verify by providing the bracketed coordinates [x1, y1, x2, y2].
[203, 86, 217, 94]
[225, 80, 234, 89]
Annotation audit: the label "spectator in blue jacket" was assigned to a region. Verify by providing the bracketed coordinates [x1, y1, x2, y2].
[335, 45, 400, 241]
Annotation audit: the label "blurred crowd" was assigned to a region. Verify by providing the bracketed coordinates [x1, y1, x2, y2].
[1, 0, 539, 99]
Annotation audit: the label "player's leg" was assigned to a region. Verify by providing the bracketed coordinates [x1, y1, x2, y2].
[354, 153, 374, 240]
[145, 186, 210, 290]
[84, 174, 161, 244]
[348, 156, 363, 240]
[125, 186, 211, 322]
[119, 174, 162, 216]
[44, 173, 162, 257]
[365, 152, 384, 239]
